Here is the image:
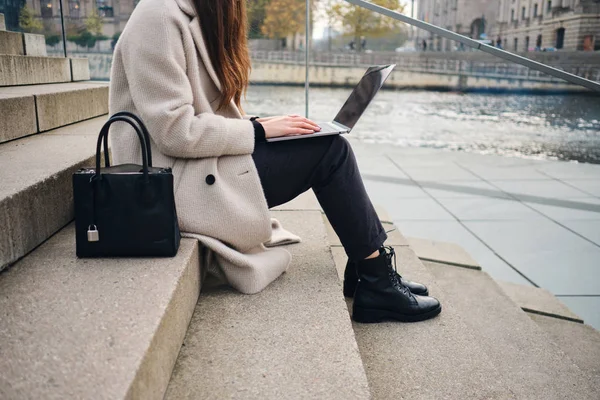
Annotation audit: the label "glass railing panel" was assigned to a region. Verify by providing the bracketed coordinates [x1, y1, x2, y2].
[243, 0, 310, 118]
[61, 0, 128, 80]
[302, 0, 600, 163]
[1, 0, 66, 57]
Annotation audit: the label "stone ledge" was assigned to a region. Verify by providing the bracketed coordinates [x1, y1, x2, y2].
[0, 94, 36, 143]
[165, 210, 370, 399]
[0, 55, 70, 86]
[347, 247, 512, 399]
[425, 260, 599, 398]
[0, 116, 107, 270]
[23, 33, 46, 56]
[0, 225, 201, 400]
[529, 313, 600, 386]
[71, 58, 91, 81]
[0, 30, 24, 55]
[36, 85, 109, 131]
[0, 82, 109, 140]
[407, 237, 481, 270]
[497, 280, 584, 323]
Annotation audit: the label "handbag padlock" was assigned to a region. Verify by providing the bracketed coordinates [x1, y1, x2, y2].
[87, 225, 100, 242]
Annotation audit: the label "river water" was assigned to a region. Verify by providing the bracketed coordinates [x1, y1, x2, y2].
[244, 85, 600, 164]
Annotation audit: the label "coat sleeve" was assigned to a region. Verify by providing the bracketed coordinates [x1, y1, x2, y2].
[118, 11, 255, 158]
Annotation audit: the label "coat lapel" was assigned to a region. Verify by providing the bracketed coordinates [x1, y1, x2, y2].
[188, 16, 222, 92]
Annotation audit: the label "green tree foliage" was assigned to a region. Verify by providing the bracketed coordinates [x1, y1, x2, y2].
[261, 0, 307, 41]
[331, 0, 404, 51]
[84, 10, 104, 36]
[45, 34, 61, 47]
[19, 5, 43, 34]
[248, 0, 270, 39]
[65, 10, 108, 49]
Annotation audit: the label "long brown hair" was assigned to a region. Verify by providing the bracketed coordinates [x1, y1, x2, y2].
[193, 0, 251, 111]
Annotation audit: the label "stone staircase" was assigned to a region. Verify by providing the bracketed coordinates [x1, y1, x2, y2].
[1, 15, 599, 399]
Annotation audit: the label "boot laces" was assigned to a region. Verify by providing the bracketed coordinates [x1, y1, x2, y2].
[383, 246, 412, 297]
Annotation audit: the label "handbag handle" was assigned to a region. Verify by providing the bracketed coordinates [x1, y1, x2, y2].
[102, 111, 154, 168]
[95, 116, 150, 181]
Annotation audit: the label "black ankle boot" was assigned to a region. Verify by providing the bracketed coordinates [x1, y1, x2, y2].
[343, 252, 429, 297]
[352, 247, 441, 323]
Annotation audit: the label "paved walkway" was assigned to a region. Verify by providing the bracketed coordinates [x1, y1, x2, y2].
[348, 139, 600, 330]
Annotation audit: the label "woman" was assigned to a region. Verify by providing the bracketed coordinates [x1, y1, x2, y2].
[108, 0, 441, 323]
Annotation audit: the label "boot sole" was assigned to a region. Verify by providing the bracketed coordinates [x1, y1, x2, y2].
[352, 304, 442, 323]
[344, 287, 429, 298]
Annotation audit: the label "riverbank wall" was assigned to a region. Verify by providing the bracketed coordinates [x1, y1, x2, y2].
[68, 50, 599, 94]
[249, 62, 590, 94]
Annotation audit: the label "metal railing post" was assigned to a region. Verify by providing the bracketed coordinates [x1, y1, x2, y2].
[344, 0, 600, 92]
[305, 0, 310, 118]
[59, 0, 67, 58]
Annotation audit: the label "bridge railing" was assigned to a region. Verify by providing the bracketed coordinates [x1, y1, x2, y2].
[251, 50, 600, 83]
[338, 0, 600, 92]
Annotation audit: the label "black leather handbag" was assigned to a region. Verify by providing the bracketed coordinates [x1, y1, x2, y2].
[73, 111, 181, 258]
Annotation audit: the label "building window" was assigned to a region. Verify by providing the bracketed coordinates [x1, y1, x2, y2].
[536, 34, 543, 48]
[522, 7, 526, 19]
[97, 0, 114, 17]
[583, 35, 594, 51]
[547, 0, 552, 12]
[534, 4, 539, 17]
[514, 38, 518, 51]
[525, 36, 530, 51]
[511, 9, 515, 21]
[41, 1, 53, 18]
[556, 27, 565, 49]
[68, 0, 80, 18]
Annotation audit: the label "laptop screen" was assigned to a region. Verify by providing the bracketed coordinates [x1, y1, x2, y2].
[333, 65, 395, 130]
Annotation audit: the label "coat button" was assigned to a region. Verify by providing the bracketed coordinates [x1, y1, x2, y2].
[205, 174, 215, 185]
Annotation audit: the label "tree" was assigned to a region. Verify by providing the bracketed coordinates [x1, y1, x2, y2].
[331, 0, 404, 51]
[19, 5, 43, 34]
[66, 11, 108, 50]
[261, 0, 314, 49]
[248, 0, 270, 39]
[84, 10, 104, 36]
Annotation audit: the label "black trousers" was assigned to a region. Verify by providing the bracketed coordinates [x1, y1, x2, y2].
[252, 135, 387, 261]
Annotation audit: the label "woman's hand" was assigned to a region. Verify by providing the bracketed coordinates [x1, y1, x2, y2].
[258, 115, 321, 139]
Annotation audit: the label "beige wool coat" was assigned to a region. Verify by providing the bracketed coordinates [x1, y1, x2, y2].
[108, 0, 294, 294]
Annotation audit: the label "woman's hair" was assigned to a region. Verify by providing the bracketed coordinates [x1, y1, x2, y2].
[193, 0, 251, 112]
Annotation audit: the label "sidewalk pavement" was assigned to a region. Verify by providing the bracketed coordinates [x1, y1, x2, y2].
[347, 138, 600, 330]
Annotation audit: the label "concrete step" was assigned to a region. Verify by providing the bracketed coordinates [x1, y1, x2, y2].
[0, 30, 46, 56]
[327, 215, 598, 399]
[498, 280, 600, 387]
[0, 81, 109, 143]
[407, 236, 481, 270]
[424, 260, 600, 398]
[329, 244, 512, 399]
[165, 210, 371, 399]
[528, 314, 600, 385]
[0, 116, 107, 271]
[0, 30, 23, 55]
[0, 55, 89, 86]
[0, 224, 201, 400]
[497, 280, 583, 323]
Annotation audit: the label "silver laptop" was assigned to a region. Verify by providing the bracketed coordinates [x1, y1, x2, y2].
[267, 64, 396, 142]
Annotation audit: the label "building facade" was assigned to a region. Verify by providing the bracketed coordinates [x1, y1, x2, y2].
[416, 0, 500, 50]
[10, 0, 138, 36]
[493, 0, 600, 51]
